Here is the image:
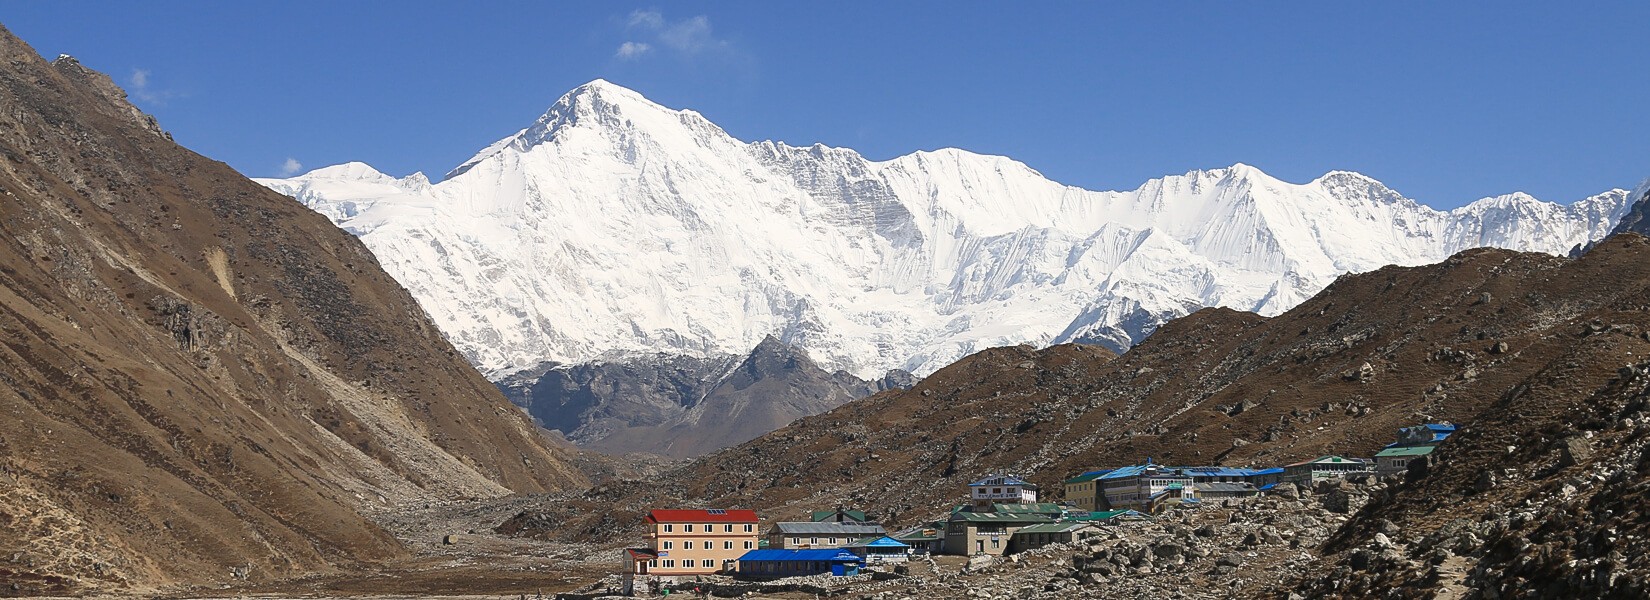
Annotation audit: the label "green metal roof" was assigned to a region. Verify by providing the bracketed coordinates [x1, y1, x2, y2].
[1014, 522, 1095, 535]
[991, 502, 1064, 514]
[1063, 469, 1112, 484]
[1375, 446, 1437, 457]
[891, 528, 941, 541]
[811, 509, 869, 522]
[949, 512, 1055, 524]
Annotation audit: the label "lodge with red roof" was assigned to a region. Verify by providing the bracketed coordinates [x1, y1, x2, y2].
[625, 509, 761, 578]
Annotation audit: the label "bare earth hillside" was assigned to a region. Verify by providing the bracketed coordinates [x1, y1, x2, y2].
[0, 25, 584, 596]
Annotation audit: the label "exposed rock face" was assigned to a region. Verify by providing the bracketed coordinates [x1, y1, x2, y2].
[497, 337, 906, 457]
[0, 25, 582, 595]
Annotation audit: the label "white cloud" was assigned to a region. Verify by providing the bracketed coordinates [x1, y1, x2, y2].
[616, 9, 731, 59]
[658, 15, 720, 54]
[278, 157, 303, 177]
[127, 68, 182, 105]
[615, 41, 652, 60]
[627, 9, 664, 30]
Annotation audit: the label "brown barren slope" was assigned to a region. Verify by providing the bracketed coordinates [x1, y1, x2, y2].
[0, 25, 583, 595]
[511, 235, 1650, 547]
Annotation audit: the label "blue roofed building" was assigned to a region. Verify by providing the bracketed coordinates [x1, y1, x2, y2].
[734, 548, 865, 579]
[845, 536, 911, 562]
[1387, 423, 1456, 448]
[1098, 465, 1194, 512]
[1063, 469, 1113, 511]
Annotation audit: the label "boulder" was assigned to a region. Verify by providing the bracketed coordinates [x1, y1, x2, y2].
[1557, 436, 1593, 468]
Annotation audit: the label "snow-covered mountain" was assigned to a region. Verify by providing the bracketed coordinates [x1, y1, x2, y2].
[258, 79, 1631, 380]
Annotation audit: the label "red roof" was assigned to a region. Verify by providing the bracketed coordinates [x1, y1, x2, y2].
[625, 548, 660, 560]
[646, 509, 759, 523]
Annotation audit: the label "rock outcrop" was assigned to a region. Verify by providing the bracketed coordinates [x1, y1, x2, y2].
[498, 336, 908, 457]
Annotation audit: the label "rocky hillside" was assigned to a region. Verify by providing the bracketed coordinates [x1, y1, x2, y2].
[0, 25, 584, 596]
[505, 234, 1650, 547]
[1277, 269, 1650, 597]
[497, 336, 912, 457]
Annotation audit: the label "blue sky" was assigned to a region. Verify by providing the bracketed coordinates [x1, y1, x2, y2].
[3, 3, 1646, 208]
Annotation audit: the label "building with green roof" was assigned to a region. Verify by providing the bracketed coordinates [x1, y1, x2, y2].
[1375, 445, 1436, 476]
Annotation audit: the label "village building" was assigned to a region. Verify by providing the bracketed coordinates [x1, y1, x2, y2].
[1062, 469, 1111, 511]
[1193, 481, 1262, 502]
[766, 521, 886, 549]
[845, 536, 911, 562]
[1009, 522, 1100, 553]
[1389, 423, 1455, 447]
[942, 510, 1053, 556]
[890, 524, 943, 555]
[811, 508, 872, 523]
[1098, 465, 1195, 511]
[1375, 445, 1437, 476]
[1246, 467, 1286, 488]
[734, 548, 864, 579]
[988, 502, 1069, 519]
[1069, 509, 1148, 524]
[1283, 456, 1374, 486]
[968, 475, 1039, 510]
[635, 509, 761, 577]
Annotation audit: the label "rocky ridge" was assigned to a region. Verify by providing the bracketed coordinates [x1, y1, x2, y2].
[497, 336, 912, 457]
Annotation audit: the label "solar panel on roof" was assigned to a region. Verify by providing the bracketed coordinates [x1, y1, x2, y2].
[708, 509, 726, 515]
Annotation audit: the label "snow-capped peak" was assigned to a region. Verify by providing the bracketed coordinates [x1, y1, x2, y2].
[295, 161, 395, 183]
[261, 80, 1637, 380]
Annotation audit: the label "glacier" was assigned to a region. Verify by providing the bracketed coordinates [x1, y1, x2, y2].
[257, 79, 1631, 380]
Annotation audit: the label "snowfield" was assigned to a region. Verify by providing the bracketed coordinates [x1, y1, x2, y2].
[258, 80, 1630, 379]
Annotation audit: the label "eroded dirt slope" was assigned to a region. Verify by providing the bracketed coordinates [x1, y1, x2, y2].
[0, 24, 583, 595]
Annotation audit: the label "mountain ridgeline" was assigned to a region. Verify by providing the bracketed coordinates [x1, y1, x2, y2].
[497, 336, 914, 458]
[259, 80, 1630, 385]
[0, 25, 582, 595]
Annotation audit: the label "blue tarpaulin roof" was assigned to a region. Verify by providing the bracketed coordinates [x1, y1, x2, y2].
[737, 549, 863, 563]
[1099, 465, 1149, 480]
[851, 536, 909, 548]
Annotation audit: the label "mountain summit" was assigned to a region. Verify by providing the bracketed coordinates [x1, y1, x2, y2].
[259, 80, 1632, 380]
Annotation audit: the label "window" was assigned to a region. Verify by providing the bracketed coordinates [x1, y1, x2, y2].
[663, 541, 673, 550]
[744, 541, 753, 549]
[724, 524, 733, 533]
[724, 541, 734, 550]
[811, 537, 818, 546]
[663, 524, 673, 532]
[744, 524, 753, 532]
[991, 537, 1000, 549]
[648, 559, 657, 568]
[684, 524, 694, 532]
[792, 537, 801, 545]
[663, 559, 676, 568]
[828, 537, 837, 545]
[701, 559, 715, 568]
[684, 541, 694, 550]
